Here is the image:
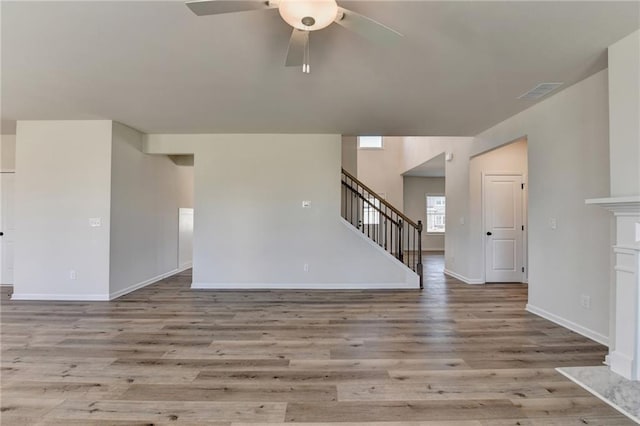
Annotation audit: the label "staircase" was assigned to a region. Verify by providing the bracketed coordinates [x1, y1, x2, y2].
[341, 168, 423, 289]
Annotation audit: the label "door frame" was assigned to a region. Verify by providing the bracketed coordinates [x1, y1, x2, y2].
[1, 171, 16, 286]
[481, 171, 527, 283]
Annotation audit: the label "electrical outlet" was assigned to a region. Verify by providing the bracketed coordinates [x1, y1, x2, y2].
[550, 218, 557, 230]
[70, 270, 77, 280]
[302, 201, 311, 208]
[580, 295, 591, 309]
[303, 263, 309, 272]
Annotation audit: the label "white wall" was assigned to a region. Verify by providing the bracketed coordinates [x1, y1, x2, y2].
[341, 136, 358, 177]
[357, 137, 404, 208]
[608, 30, 640, 197]
[469, 138, 528, 282]
[145, 133, 416, 288]
[403, 176, 445, 251]
[13, 121, 113, 300]
[474, 70, 611, 343]
[109, 122, 194, 299]
[1, 135, 16, 172]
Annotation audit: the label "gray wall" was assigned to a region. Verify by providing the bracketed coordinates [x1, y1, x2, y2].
[341, 136, 357, 177]
[403, 176, 445, 251]
[144, 133, 417, 288]
[608, 31, 639, 197]
[474, 70, 611, 343]
[357, 137, 404, 208]
[1, 135, 16, 171]
[13, 120, 113, 299]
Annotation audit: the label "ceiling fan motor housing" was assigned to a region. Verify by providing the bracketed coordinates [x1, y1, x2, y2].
[278, 0, 338, 31]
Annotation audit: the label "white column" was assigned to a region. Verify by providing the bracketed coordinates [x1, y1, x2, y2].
[586, 197, 640, 380]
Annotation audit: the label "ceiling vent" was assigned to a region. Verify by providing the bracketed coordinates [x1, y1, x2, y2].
[518, 82, 563, 100]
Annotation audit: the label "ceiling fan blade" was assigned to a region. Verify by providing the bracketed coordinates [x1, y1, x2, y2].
[285, 28, 308, 67]
[335, 7, 403, 44]
[186, 0, 274, 16]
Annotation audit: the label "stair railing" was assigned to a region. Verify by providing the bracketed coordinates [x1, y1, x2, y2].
[341, 168, 423, 289]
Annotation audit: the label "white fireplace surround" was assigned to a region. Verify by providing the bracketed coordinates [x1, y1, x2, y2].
[586, 196, 640, 381]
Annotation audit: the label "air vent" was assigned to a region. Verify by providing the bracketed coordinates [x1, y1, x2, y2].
[518, 82, 563, 100]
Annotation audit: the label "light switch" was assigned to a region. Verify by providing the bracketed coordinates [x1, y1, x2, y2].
[89, 217, 102, 227]
[302, 201, 311, 208]
[549, 218, 557, 230]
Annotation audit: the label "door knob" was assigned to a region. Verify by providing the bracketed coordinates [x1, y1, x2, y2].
[0, 231, 3, 236]
[486, 231, 492, 236]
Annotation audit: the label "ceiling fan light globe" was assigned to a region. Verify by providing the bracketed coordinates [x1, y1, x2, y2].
[278, 0, 338, 31]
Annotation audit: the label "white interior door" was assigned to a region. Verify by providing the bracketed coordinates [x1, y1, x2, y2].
[1, 173, 16, 285]
[178, 208, 194, 270]
[484, 174, 524, 283]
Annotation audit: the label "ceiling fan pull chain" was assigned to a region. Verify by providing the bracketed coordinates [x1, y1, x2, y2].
[303, 31, 310, 74]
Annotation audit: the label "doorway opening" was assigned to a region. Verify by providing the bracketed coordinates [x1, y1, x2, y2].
[403, 153, 446, 275]
[169, 155, 195, 277]
[472, 137, 528, 283]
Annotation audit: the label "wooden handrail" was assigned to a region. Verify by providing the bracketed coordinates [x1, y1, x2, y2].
[341, 181, 400, 225]
[342, 168, 419, 228]
[341, 168, 423, 289]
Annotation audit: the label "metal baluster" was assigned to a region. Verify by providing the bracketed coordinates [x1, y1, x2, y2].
[417, 220, 423, 290]
[398, 219, 403, 262]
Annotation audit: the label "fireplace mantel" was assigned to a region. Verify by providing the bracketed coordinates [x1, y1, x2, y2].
[586, 196, 640, 214]
[586, 195, 640, 381]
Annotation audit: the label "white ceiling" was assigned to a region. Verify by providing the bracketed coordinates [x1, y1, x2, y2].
[2, 1, 638, 135]
[404, 152, 445, 177]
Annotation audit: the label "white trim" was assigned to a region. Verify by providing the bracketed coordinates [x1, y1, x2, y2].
[109, 267, 185, 300]
[191, 282, 417, 290]
[615, 245, 640, 254]
[608, 351, 636, 380]
[526, 303, 609, 346]
[178, 262, 193, 271]
[0, 284, 12, 287]
[443, 268, 484, 285]
[556, 368, 640, 424]
[614, 265, 636, 274]
[11, 293, 110, 301]
[11, 267, 191, 301]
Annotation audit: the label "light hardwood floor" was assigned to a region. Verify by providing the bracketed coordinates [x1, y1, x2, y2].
[0, 254, 633, 425]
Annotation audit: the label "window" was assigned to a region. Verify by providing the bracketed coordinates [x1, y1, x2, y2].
[426, 195, 446, 233]
[358, 136, 383, 149]
[363, 195, 381, 225]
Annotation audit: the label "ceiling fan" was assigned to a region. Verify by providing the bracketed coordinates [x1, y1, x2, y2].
[186, 0, 403, 73]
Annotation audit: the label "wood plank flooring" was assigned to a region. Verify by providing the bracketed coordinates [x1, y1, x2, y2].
[0, 254, 633, 425]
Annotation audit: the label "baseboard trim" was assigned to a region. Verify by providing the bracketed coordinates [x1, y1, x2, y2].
[11, 293, 110, 301]
[191, 282, 418, 290]
[526, 303, 609, 346]
[608, 351, 636, 380]
[443, 268, 484, 284]
[0, 284, 13, 287]
[109, 268, 182, 300]
[178, 262, 193, 272]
